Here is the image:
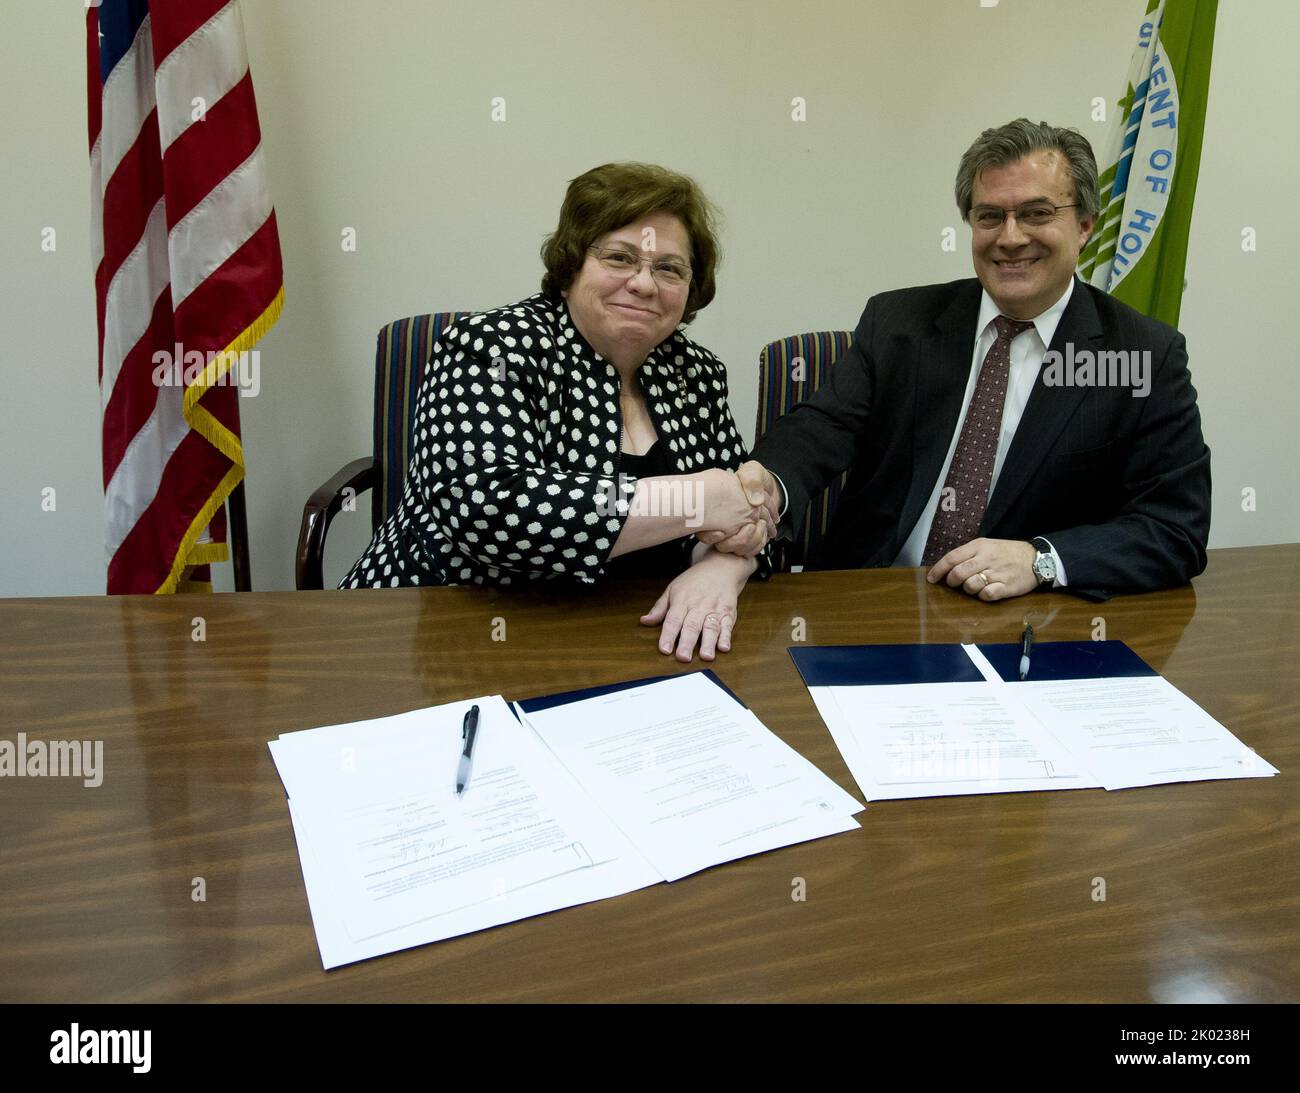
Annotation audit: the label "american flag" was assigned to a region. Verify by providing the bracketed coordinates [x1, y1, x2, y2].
[88, 0, 283, 594]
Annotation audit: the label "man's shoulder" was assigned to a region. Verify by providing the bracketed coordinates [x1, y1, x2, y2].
[857, 278, 1185, 350]
[1076, 280, 1182, 349]
[856, 278, 980, 330]
[867, 278, 977, 308]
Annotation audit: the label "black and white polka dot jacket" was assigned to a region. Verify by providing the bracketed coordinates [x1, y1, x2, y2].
[340, 292, 758, 589]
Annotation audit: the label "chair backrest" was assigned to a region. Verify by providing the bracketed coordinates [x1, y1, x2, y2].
[372, 311, 475, 528]
[755, 331, 854, 567]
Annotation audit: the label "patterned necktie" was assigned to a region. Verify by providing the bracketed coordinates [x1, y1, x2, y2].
[922, 315, 1035, 565]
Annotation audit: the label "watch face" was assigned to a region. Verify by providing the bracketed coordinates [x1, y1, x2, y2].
[1034, 553, 1056, 583]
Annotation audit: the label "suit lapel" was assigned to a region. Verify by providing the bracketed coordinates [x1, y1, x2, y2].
[895, 282, 983, 546]
[981, 278, 1103, 531]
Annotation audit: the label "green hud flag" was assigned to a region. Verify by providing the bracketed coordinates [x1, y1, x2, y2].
[1078, 0, 1219, 329]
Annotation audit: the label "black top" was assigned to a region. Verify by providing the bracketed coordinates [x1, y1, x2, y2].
[603, 440, 693, 579]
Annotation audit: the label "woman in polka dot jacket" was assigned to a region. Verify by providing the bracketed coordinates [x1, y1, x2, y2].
[341, 163, 779, 662]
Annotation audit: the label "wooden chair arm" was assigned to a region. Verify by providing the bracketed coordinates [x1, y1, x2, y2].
[295, 458, 379, 589]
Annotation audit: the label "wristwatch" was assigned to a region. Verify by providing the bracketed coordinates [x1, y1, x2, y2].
[1030, 537, 1057, 586]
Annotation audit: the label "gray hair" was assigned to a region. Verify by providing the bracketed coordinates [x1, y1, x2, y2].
[955, 119, 1100, 221]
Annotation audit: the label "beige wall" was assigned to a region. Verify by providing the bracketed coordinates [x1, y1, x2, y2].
[2, 0, 1296, 596]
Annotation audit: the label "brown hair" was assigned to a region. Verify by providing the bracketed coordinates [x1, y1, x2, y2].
[955, 119, 1100, 222]
[541, 162, 720, 324]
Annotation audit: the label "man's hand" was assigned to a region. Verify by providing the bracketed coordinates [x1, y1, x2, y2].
[697, 467, 776, 549]
[640, 550, 756, 662]
[926, 538, 1039, 601]
[697, 461, 782, 555]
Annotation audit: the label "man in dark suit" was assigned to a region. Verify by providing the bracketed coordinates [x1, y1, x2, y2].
[707, 118, 1210, 602]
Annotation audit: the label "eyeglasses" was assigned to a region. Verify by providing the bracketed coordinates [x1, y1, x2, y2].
[969, 202, 1080, 230]
[587, 245, 693, 287]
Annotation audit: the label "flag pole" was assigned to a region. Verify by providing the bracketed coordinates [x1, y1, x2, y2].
[228, 480, 252, 592]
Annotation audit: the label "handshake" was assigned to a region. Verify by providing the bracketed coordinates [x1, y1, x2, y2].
[695, 461, 784, 558]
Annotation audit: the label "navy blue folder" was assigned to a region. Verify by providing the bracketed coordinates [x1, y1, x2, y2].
[789, 640, 1156, 687]
[789, 643, 984, 687]
[516, 669, 747, 715]
[976, 640, 1155, 682]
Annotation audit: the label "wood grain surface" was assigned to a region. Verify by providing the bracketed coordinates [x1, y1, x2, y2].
[0, 544, 1296, 1002]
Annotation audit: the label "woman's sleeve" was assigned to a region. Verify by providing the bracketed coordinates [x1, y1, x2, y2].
[410, 318, 635, 583]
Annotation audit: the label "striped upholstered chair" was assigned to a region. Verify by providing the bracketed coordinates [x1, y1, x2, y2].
[296, 311, 473, 589]
[755, 330, 854, 571]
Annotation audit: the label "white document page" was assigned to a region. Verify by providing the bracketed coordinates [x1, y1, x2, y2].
[805, 688, 878, 798]
[519, 672, 862, 881]
[282, 797, 662, 970]
[1014, 675, 1280, 790]
[269, 696, 661, 968]
[824, 681, 1101, 800]
[803, 643, 1277, 801]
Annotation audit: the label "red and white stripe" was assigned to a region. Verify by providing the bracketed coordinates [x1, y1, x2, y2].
[90, 0, 282, 594]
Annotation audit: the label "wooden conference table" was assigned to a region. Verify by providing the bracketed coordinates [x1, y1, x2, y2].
[1, 544, 1296, 1003]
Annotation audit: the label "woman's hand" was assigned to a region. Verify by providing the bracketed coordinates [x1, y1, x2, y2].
[610, 468, 773, 560]
[697, 468, 777, 548]
[640, 549, 757, 662]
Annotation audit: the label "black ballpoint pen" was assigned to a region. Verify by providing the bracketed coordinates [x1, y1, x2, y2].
[456, 704, 480, 795]
[1019, 625, 1034, 681]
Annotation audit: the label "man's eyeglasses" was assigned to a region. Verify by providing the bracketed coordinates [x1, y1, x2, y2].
[969, 202, 1080, 230]
[588, 245, 692, 287]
